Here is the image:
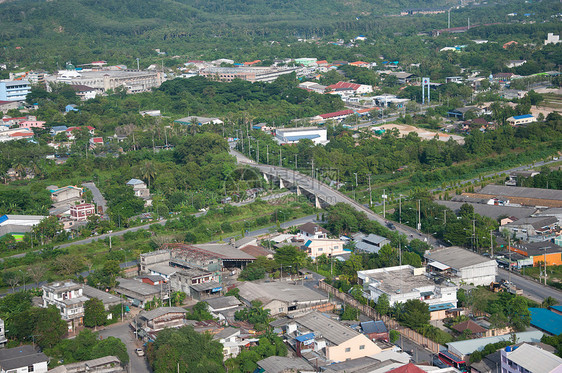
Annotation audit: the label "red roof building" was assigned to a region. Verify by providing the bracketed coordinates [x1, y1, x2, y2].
[387, 363, 427, 373]
[319, 109, 354, 120]
[327, 81, 362, 91]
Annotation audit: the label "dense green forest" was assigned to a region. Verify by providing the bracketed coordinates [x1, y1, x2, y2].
[0, 0, 560, 73]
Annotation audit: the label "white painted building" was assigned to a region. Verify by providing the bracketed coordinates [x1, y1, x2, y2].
[501, 343, 562, 373]
[274, 127, 329, 145]
[42, 281, 89, 332]
[358, 265, 457, 319]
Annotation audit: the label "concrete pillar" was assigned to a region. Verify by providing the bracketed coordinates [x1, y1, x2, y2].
[263, 173, 269, 183]
[279, 178, 285, 189]
[315, 195, 322, 209]
[296, 185, 301, 196]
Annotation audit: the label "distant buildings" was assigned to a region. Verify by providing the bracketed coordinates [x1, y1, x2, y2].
[507, 114, 537, 126]
[0, 80, 31, 101]
[0, 214, 46, 241]
[466, 185, 562, 208]
[199, 66, 300, 83]
[354, 233, 390, 254]
[126, 178, 152, 206]
[45, 68, 163, 94]
[174, 116, 224, 126]
[545, 33, 560, 45]
[326, 81, 373, 95]
[274, 127, 329, 146]
[358, 265, 458, 320]
[446, 330, 543, 360]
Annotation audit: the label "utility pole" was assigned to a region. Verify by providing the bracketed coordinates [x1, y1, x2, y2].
[295, 154, 298, 170]
[417, 199, 421, 231]
[368, 174, 372, 208]
[508, 235, 512, 284]
[266, 145, 269, 164]
[444, 210, 447, 225]
[279, 148, 282, 166]
[382, 189, 387, 218]
[256, 140, 259, 162]
[448, 9, 451, 28]
[490, 230, 493, 258]
[399, 195, 402, 224]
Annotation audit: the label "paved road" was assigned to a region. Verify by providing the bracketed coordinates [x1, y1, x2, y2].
[430, 158, 561, 193]
[82, 182, 108, 219]
[497, 268, 562, 303]
[231, 148, 437, 246]
[98, 322, 151, 373]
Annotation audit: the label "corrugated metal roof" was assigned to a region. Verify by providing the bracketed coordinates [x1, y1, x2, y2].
[529, 308, 562, 335]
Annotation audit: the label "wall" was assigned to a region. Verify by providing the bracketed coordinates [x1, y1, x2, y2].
[326, 334, 381, 362]
[532, 252, 562, 266]
[319, 280, 442, 354]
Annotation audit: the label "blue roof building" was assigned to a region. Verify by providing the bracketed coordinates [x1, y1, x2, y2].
[529, 308, 562, 335]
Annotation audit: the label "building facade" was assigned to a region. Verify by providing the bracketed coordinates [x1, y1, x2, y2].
[70, 203, 96, 221]
[0, 80, 31, 101]
[42, 282, 89, 332]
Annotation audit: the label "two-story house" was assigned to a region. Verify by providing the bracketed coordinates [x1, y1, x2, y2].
[42, 281, 89, 332]
[0, 345, 48, 373]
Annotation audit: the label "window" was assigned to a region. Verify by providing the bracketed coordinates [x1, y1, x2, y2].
[279, 308, 284, 312]
[345, 347, 351, 352]
[359, 345, 365, 350]
[28, 366, 35, 372]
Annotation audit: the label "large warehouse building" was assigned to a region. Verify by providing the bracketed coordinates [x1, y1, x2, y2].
[424, 246, 497, 286]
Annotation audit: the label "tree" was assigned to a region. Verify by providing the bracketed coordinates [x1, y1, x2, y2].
[148, 326, 224, 373]
[274, 245, 306, 272]
[506, 296, 531, 331]
[341, 305, 359, 320]
[84, 298, 106, 328]
[542, 296, 557, 308]
[400, 299, 430, 329]
[187, 302, 214, 321]
[141, 160, 157, 188]
[33, 306, 68, 348]
[375, 294, 390, 316]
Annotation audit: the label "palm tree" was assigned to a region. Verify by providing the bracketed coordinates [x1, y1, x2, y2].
[13, 163, 25, 179]
[140, 160, 157, 188]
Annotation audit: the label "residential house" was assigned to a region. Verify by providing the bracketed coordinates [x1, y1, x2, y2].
[507, 114, 537, 126]
[256, 356, 314, 373]
[212, 327, 243, 360]
[42, 281, 89, 332]
[237, 281, 330, 316]
[280, 312, 382, 363]
[81, 285, 121, 318]
[360, 320, 389, 342]
[70, 203, 96, 221]
[298, 223, 328, 239]
[49, 185, 83, 204]
[424, 246, 498, 286]
[50, 125, 68, 136]
[0, 128, 34, 142]
[545, 33, 561, 45]
[174, 116, 224, 126]
[134, 307, 187, 334]
[358, 265, 458, 320]
[48, 356, 124, 373]
[451, 320, 488, 338]
[503, 217, 559, 241]
[19, 120, 45, 129]
[169, 268, 220, 299]
[114, 277, 170, 308]
[89, 137, 103, 147]
[298, 82, 328, 94]
[0, 319, 6, 347]
[69, 84, 99, 100]
[126, 178, 151, 206]
[501, 343, 562, 373]
[354, 233, 390, 254]
[205, 296, 243, 324]
[0, 345, 48, 373]
[447, 106, 484, 120]
[302, 239, 346, 260]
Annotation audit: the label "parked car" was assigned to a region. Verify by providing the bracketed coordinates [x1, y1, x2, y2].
[135, 348, 144, 357]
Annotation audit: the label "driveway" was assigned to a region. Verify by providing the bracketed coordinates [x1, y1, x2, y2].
[83, 182, 108, 219]
[98, 322, 151, 373]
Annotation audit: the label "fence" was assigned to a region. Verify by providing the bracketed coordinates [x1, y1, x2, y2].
[319, 280, 442, 354]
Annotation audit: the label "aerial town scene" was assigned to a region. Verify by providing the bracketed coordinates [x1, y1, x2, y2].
[0, 0, 561, 372]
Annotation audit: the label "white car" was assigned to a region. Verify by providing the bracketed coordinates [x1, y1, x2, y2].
[135, 348, 145, 357]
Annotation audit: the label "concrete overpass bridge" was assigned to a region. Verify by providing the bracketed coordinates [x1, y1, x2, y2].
[230, 148, 434, 244]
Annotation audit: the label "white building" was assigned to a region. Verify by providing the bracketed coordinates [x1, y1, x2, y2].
[501, 343, 562, 373]
[0, 80, 31, 101]
[0, 345, 48, 373]
[274, 127, 329, 145]
[358, 265, 457, 319]
[424, 247, 497, 286]
[42, 281, 89, 332]
[507, 114, 537, 126]
[545, 33, 560, 45]
[0, 319, 6, 347]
